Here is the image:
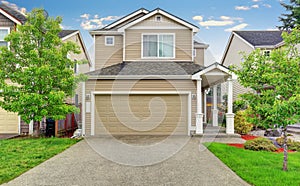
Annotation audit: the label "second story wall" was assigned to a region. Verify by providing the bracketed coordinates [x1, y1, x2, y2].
[95, 35, 123, 69]
[0, 13, 16, 31]
[223, 35, 253, 67]
[124, 14, 193, 61]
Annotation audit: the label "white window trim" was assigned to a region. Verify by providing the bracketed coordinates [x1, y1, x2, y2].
[141, 33, 175, 59]
[0, 27, 10, 48]
[105, 36, 115, 46]
[193, 49, 196, 57]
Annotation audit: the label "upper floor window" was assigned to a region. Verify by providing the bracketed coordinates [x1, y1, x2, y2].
[0, 27, 10, 47]
[105, 36, 114, 46]
[155, 15, 162, 22]
[142, 34, 174, 58]
[263, 50, 271, 57]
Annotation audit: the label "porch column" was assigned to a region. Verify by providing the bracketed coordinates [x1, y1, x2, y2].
[203, 89, 207, 123]
[226, 77, 235, 134]
[195, 78, 203, 134]
[212, 85, 218, 127]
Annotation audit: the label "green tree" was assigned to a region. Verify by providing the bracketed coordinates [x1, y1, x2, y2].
[231, 28, 300, 171]
[0, 9, 86, 134]
[279, 0, 300, 30]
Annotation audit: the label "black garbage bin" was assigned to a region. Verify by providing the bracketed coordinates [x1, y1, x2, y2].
[46, 118, 55, 137]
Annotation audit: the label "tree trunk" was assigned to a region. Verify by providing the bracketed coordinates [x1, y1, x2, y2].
[282, 128, 288, 171]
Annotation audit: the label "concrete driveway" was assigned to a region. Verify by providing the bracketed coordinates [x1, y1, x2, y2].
[3, 136, 249, 186]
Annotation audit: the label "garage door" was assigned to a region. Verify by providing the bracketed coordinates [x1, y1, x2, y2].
[0, 108, 19, 134]
[94, 94, 188, 135]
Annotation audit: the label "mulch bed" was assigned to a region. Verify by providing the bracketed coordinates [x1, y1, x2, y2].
[275, 148, 296, 153]
[241, 135, 259, 141]
[228, 143, 244, 148]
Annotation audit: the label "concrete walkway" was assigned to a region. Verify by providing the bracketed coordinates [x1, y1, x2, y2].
[3, 137, 249, 186]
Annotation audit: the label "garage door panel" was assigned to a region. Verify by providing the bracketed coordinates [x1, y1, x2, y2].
[0, 108, 19, 134]
[95, 94, 188, 135]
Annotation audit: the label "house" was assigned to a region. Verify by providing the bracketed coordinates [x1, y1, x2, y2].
[220, 30, 286, 101]
[82, 8, 236, 136]
[0, 4, 91, 135]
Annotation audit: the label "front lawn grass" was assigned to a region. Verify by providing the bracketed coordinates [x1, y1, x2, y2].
[206, 143, 300, 186]
[0, 137, 80, 184]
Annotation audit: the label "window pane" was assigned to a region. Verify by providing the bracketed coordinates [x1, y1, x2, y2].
[0, 41, 7, 47]
[159, 35, 173, 57]
[143, 35, 157, 57]
[0, 29, 8, 41]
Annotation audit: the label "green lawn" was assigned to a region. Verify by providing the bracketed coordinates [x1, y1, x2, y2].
[0, 137, 80, 184]
[206, 143, 300, 186]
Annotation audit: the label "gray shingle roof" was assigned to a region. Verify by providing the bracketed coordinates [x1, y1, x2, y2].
[86, 62, 204, 76]
[58, 30, 78, 39]
[0, 3, 27, 24]
[234, 30, 284, 46]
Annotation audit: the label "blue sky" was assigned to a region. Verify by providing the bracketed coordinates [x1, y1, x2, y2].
[3, 0, 286, 61]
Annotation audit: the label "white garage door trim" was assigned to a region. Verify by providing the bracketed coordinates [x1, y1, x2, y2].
[90, 91, 192, 136]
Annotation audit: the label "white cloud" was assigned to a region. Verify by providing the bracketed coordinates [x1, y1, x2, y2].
[80, 13, 90, 19]
[252, 0, 261, 2]
[1, 0, 26, 15]
[194, 15, 244, 28]
[235, 6, 251, 11]
[220, 16, 230, 20]
[199, 20, 234, 27]
[192, 15, 203, 21]
[263, 4, 272, 8]
[225, 23, 248, 32]
[251, 4, 259, 8]
[80, 14, 120, 30]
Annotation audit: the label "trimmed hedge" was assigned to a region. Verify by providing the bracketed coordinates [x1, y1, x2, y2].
[244, 137, 277, 152]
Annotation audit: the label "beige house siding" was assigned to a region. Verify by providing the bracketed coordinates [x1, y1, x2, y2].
[63, 34, 90, 74]
[0, 13, 16, 31]
[95, 35, 123, 69]
[132, 14, 188, 28]
[194, 48, 205, 66]
[84, 79, 197, 135]
[0, 16, 18, 134]
[222, 35, 254, 101]
[124, 29, 192, 61]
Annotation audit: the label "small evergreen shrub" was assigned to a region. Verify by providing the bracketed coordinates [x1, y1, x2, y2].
[234, 110, 253, 134]
[244, 137, 277, 152]
[276, 137, 300, 151]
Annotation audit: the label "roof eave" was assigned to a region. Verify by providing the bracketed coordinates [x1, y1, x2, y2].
[87, 75, 192, 80]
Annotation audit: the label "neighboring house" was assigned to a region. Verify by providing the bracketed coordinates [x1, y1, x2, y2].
[0, 4, 91, 135]
[220, 30, 286, 101]
[82, 8, 236, 136]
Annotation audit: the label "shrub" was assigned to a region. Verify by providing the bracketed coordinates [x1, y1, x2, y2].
[244, 137, 277, 152]
[276, 137, 300, 151]
[234, 110, 253, 134]
[233, 99, 248, 113]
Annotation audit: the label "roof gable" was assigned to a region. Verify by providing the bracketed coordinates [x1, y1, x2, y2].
[118, 8, 199, 32]
[0, 4, 26, 25]
[234, 30, 284, 47]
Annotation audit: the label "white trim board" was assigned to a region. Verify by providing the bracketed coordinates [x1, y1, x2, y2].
[118, 9, 199, 32]
[0, 9, 22, 25]
[90, 91, 192, 136]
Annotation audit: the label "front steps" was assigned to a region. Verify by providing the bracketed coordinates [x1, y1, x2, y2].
[191, 124, 241, 138]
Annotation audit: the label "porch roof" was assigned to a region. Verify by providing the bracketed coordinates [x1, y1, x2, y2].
[192, 62, 236, 88]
